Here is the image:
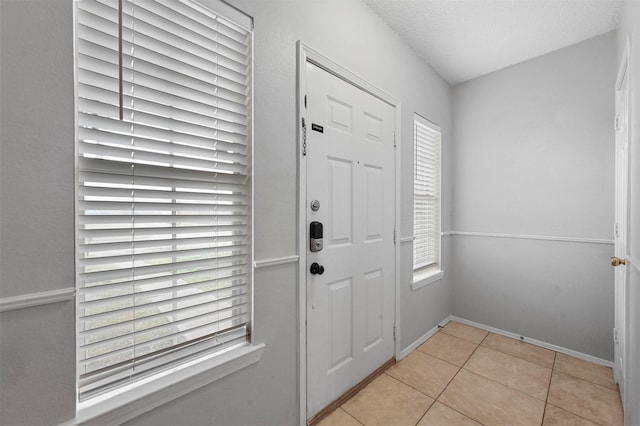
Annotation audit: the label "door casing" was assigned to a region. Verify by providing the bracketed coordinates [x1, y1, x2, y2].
[296, 41, 402, 424]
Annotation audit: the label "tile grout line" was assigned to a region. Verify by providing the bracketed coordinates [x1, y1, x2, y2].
[426, 328, 552, 371]
[479, 333, 556, 370]
[463, 345, 554, 401]
[339, 407, 365, 426]
[545, 402, 607, 426]
[437, 325, 570, 422]
[454, 330, 563, 405]
[547, 352, 620, 425]
[442, 328, 558, 423]
[555, 369, 622, 393]
[414, 329, 491, 426]
[377, 372, 437, 425]
[381, 370, 437, 402]
[334, 322, 618, 426]
[483, 346, 555, 369]
[547, 369, 618, 426]
[459, 362, 552, 404]
[541, 351, 558, 425]
[475, 333, 619, 402]
[552, 368, 620, 393]
[415, 342, 470, 370]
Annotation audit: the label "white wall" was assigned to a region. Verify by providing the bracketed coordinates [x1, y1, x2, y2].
[0, 1, 76, 424]
[617, 3, 640, 424]
[451, 32, 617, 360]
[0, 1, 453, 424]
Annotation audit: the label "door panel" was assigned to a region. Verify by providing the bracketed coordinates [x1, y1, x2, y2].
[306, 61, 395, 418]
[364, 269, 384, 350]
[364, 165, 383, 240]
[328, 97, 353, 132]
[364, 112, 383, 142]
[328, 278, 353, 371]
[328, 159, 353, 244]
[614, 52, 629, 396]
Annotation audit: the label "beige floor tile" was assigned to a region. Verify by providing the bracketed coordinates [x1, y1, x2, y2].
[386, 351, 459, 399]
[554, 352, 617, 390]
[543, 404, 599, 426]
[442, 321, 488, 344]
[417, 402, 481, 426]
[438, 369, 545, 425]
[547, 371, 623, 425]
[481, 332, 555, 368]
[464, 346, 552, 400]
[342, 374, 434, 426]
[317, 408, 363, 426]
[417, 331, 478, 366]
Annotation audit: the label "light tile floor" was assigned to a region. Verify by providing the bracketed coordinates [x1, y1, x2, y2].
[318, 321, 623, 426]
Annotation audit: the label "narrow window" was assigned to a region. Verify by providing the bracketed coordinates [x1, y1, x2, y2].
[413, 115, 441, 277]
[74, 0, 253, 398]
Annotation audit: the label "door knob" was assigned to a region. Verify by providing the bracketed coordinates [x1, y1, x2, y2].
[611, 257, 627, 267]
[310, 262, 325, 275]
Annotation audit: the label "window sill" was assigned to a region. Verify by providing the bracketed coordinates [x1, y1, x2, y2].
[71, 342, 265, 426]
[411, 269, 444, 291]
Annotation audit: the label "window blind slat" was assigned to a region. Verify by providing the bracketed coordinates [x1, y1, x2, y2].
[80, 251, 247, 282]
[78, 49, 249, 106]
[81, 306, 248, 359]
[122, 6, 248, 73]
[78, 144, 248, 175]
[76, 0, 252, 398]
[80, 278, 247, 308]
[78, 325, 247, 398]
[154, 0, 250, 44]
[79, 110, 247, 148]
[129, 0, 250, 56]
[80, 266, 247, 297]
[78, 214, 248, 227]
[80, 293, 249, 342]
[79, 170, 248, 194]
[78, 183, 249, 202]
[79, 313, 247, 371]
[78, 86, 248, 130]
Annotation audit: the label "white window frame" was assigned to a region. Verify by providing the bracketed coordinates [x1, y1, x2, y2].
[412, 114, 443, 290]
[72, 1, 263, 423]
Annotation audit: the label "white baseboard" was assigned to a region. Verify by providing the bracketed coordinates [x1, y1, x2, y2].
[449, 316, 613, 368]
[398, 316, 452, 360]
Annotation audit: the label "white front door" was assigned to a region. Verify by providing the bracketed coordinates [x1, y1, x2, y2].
[304, 61, 396, 419]
[613, 45, 629, 397]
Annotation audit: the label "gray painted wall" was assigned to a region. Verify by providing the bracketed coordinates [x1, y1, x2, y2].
[0, 0, 452, 424]
[1, 0, 623, 424]
[0, 1, 76, 425]
[451, 32, 617, 361]
[617, 3, 640, 424]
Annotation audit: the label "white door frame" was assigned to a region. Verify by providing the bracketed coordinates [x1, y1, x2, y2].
[296, 41, 401, 424]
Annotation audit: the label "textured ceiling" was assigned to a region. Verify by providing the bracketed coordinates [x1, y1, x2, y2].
[363, 0, 622, 85]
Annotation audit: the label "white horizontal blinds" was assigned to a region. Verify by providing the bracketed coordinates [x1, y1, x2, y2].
[75, 0, 252, 397]
[413, 118, 441, 271]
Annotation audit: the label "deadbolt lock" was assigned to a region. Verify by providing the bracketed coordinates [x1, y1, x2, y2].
[310, 221, 323, 252]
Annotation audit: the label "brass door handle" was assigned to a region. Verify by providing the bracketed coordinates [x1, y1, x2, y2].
[611, 257, 627, 267]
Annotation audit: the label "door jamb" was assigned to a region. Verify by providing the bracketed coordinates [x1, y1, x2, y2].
[296, 41, 402, 424]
